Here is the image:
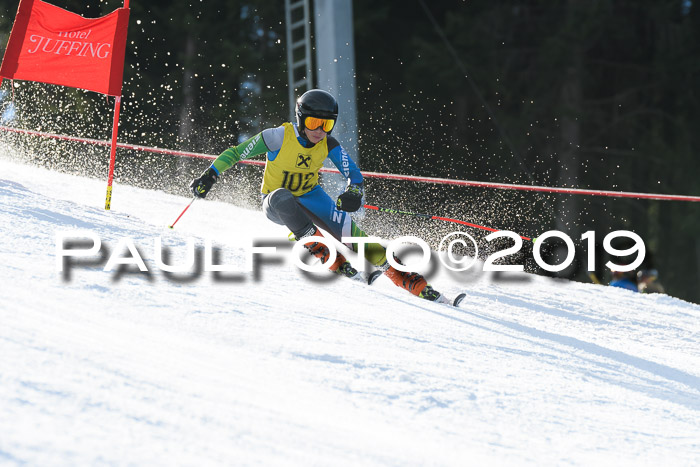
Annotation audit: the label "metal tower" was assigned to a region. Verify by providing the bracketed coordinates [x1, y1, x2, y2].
[285, 0, 314, 121]
[285, 0, 360, 190]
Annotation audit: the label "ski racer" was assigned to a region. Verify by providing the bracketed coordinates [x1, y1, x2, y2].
[190, 89, 441, 300]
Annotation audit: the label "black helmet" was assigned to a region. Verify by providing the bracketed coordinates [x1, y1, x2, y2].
[295, 89, 338, 134]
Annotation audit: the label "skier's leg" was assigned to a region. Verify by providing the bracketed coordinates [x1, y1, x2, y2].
[262, 187, 314, 238]
[262, 188, 353, 274]
[296, 186, 388, 266]
[292, 187, 432, 297]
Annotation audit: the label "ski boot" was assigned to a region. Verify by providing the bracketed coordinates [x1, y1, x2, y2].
[384, 266, 428, 296]
[370, 263, 467, 305]
[297, 226, 359, 279]
[367, 258, 441, 301]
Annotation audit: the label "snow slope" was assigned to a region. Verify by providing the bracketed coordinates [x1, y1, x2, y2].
[1, 155, 699, 466]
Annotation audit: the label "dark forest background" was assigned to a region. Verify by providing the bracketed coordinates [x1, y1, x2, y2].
[1, 0, 699, 302]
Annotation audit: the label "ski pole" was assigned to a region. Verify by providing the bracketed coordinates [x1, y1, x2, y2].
[363, 204, 533, 242]
[168, 197, 197, 229]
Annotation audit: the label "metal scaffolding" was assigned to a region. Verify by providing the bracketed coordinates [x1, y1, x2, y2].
[285, 0, 359, 179]
[285, 0, 314, 121]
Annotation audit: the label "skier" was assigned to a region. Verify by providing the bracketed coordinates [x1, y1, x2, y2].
[636, 269, 665, 294]
[609, 270, 638, 292]
[190, 89, 441, 301]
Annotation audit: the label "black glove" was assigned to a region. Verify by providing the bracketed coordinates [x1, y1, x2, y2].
[190, 167, 218, 198]
[336, 183, 364, 212]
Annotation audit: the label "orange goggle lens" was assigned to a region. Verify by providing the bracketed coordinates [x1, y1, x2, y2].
[305, 116, 335, 132]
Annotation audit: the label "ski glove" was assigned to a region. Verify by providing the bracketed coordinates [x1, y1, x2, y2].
[336, 183, 364, 212]
[190, 167, 218, 198]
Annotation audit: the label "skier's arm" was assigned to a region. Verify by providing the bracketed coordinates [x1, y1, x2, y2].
[326, 137, 363, 184]
[327, 137, 364, 211]
[190, 128, 281, 198]
[211, 132, 270, 174]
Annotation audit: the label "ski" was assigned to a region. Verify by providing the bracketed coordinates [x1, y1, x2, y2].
[367, 270, 466, 308]
[328, 260, 467, 308]
[336, 261, 366, 282]
[422, 286, 467, 307]
[367, 269, 384, 286]
[432, 291, 467, 307]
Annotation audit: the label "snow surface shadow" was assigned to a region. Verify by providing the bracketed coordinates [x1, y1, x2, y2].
[0, 179, 27, 192]
[453, 308, 700, 411]
[367, 289, 700, 411]
[0, 178, 141, 236]
[466, 289, 613, 325]
[292, 352, 357, 366]
[26, 207, 100, 231]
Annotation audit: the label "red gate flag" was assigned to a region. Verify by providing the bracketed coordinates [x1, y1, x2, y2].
[0, 0, 129, 96]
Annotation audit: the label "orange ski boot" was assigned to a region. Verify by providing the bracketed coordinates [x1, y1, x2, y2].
[368, 259, 442, 301]
[298, 226, 358, 277]
[384, 265, 428, 296]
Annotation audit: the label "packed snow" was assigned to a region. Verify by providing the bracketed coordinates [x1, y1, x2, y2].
[0, 154, 699, 466]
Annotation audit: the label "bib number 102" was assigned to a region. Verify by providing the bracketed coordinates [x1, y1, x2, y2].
[483, 230, 645, 272]
[281, 170, 314, 193]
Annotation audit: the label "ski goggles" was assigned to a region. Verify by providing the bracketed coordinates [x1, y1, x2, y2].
[304, 116, 335, 132]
